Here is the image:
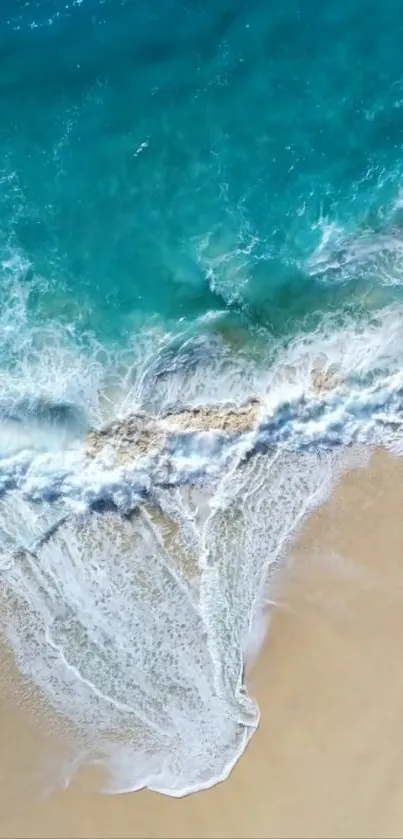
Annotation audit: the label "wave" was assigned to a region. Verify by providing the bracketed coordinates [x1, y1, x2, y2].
[2, 304, 403, 516]
[1, 281, 403, 795]
[305, 209, 403, 287]
[1, 450, 347, 796]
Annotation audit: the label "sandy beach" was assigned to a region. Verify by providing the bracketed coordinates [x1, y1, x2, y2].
[2, 447, 403, 838]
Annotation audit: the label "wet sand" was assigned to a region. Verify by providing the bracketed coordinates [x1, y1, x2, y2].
[2, 448, 403, 838]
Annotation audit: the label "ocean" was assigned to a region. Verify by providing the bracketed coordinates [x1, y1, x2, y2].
[1, 0, 403, 803]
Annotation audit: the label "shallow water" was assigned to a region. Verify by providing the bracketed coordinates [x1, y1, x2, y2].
[1, 0, 403, 801]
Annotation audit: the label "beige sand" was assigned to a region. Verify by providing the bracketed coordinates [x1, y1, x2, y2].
[2, 448, 403, 838]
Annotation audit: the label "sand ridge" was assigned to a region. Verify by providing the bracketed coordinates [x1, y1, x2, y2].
[85, 401, 261, 465]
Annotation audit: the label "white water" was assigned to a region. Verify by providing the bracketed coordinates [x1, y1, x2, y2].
[2, 304, 403, 518]
[2, 269, 403, 795]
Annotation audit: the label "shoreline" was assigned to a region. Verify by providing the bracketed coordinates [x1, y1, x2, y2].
[2, 447, 403, 837]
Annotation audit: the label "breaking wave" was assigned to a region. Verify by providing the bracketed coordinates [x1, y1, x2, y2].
[1, 258, 403, 795]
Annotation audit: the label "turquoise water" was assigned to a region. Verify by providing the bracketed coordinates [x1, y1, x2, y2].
[2, 0, 403, 801]
[2, 0, 403, 341]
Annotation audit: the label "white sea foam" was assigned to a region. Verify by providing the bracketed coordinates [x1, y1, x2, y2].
[2, 305, 403, 518]
[1, 449, 344, 796]
[2, 273, 403, 795]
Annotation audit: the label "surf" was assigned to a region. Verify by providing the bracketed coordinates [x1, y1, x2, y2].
[0, 290, 402, 796]
[2, 0, 403, 808]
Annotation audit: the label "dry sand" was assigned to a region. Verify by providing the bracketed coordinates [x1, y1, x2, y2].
[2, 448, 403, 838]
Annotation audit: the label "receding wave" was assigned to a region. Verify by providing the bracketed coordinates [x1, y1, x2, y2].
[1, 263, 403, 794]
